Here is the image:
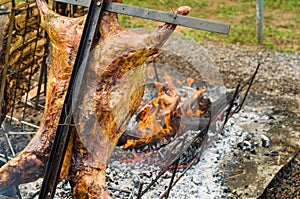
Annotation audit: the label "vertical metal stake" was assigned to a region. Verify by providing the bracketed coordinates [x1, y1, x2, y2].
[256, 0, 264, 43]
[223, 84, 240, 126]
[163, 158, 180, 198]
[234, 63, 260, 113]
[136, 181, 144, 199]
[38, 0, 107, 198]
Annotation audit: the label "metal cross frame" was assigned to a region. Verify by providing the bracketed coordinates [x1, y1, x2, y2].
[39, 1, 231, 198]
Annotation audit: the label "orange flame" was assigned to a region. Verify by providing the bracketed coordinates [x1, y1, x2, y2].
[186, 77, 194, 87]
[123, 75, 209, 149]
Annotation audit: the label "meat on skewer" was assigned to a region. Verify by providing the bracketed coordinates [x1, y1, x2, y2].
[0, 0, 190, 198]
[0, 6, 46, 125]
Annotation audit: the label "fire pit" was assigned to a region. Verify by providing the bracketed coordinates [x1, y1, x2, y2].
[99, 33, 258, 198]
[0, 1, 274, 198]
[0, 19, 257, 197]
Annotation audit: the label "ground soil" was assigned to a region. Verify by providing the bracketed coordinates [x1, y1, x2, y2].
[200, 40, 299, 198]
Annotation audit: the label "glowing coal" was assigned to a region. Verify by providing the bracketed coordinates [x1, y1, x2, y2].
[118, 62, 211, 152]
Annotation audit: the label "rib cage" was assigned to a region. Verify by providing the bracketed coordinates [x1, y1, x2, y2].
[0, 0, 48, 162]
[0, 0, 86, 170]
[0, 1, 47, 126]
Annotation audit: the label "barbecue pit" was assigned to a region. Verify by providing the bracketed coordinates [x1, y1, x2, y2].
[2, 0, 296, 199]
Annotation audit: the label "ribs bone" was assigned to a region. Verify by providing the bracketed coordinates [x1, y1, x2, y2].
[0, 0, 190, 198]
[0, 6, 46, 124]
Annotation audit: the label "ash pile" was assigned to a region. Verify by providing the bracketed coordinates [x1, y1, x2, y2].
[102, 35, 260, 198]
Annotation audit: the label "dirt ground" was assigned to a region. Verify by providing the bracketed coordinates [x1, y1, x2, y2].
[154, 34, 299, 198]
[201, 41, 299, 198]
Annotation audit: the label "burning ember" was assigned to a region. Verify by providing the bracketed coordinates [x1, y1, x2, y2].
[118, 62, 211, 152]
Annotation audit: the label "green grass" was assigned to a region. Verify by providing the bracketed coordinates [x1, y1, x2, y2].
[120, 0, 300, 52]
[3, 0, 298, 52]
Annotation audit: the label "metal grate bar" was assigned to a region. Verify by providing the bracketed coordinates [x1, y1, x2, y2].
[39, 0, 108, 198]
[53, 1, 230, 34]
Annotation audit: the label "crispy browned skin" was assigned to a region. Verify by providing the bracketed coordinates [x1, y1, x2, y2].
[0, 6, 46, 124]
[71, 6, 190, 198]
[0, 1, 85, 187]
[0, 0, 190, 198]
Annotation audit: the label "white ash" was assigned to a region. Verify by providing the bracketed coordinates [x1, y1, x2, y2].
[14, 104, 274, 199]
[108, 94, 284, 199]
[102, 104, 269, 199]
[4, 34, 298, 198]
[18, 179, 72, 199]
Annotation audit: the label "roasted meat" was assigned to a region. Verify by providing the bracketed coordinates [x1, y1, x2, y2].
[0, 0, 190, 198]
[0, 1, 84, 187]
[0, 5, 47, 124]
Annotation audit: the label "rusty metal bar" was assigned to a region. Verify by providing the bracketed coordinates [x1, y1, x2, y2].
[35, 38, 49, 108]
[223, 84, 240, 125]
[234, 63, 260, 113]
[53, 1, 230, 34]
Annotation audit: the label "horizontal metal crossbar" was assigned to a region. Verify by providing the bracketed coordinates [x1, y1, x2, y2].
[54, 1, 230, 34]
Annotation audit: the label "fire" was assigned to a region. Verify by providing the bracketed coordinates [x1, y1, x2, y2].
[123, 75, 209, 149]
[186, 77, 194, 87]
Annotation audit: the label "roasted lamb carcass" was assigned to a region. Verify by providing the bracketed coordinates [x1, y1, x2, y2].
[0, 6, 47, 124]
[0, 1, 85, 187]
[0, 0, 190, 198]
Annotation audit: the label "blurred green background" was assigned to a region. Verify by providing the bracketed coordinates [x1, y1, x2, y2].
[4, 0, 300, 52]
[121, 0, 299, 52]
